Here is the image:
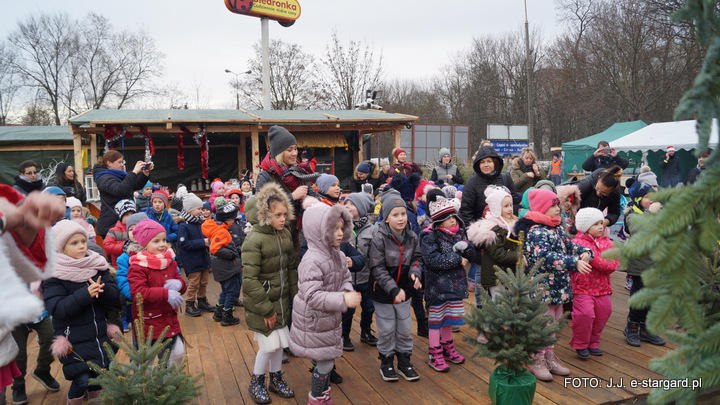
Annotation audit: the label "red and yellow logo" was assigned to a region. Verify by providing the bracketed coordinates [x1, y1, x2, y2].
[225, 0, 301, 22]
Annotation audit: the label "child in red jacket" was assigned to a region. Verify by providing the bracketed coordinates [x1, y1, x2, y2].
[127, 219, 187, 366]
[103, 199, 137, 267]
[570, 208, 619, 359]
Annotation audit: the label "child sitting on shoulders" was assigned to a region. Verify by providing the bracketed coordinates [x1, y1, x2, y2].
[43, 220, 120, 404]
[420, 190, 474, 372]
[570, 208, 618, 359]
[127, 219, 187, 366]
[290, 203, 361, 404]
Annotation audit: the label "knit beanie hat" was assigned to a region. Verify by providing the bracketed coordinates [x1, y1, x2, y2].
[629, 182, 654, 201]
[393, 148, 407, 160]
[133, 219, 166, 247]
[381, 189, 406, 221]
[316, 174, 339, 194]
[534, 179, 557, 194]
[66, 196, 82, 209]
[429, 197, 461, 226]
[357, 161, 372, 174]
[575, 208, 605, 234]
[114, 199, 136, 219]
[43, 186, 66, 196]
[52, 219, 88, 253]
[426, 188, 445, 205]
[215, 198, 239, 221]
[151, 190, 169, 207]
[637, 170, 658, 187]
[528, 188, 560, 214]
[142, 180, 153, 191]
[414, 180, 433, 201]
[484, 186, 511, 219]
[438, 147, 451, 161]
[211, 180, 225, 194]
[268, 125, 297, 158]
[175, 185, 188, 200]
[441, 185, 457, 199]
[183, 193, 203, 212]
[202, 200, 212, 211]
[345, 192, 374, 216]
[126, 212, 149, 230]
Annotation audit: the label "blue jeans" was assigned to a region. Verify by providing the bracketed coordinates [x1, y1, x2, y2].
[68, 372, 101, 399]
[219, 273, 241, 309]
[342, 283, 375, 332]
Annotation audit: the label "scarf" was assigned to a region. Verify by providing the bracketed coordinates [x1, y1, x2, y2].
[524, 211, 562, 228]
[353, 216, 369, 232]
[517, 159, 534, 174]
[94, 169, 128, 182]
[259, 153, 319, 192]
[439, 224, 460, 237]
[130, 249, 175, 270]
[180, 211, 204, 224]
[52, 251, 107, 283]
[319, 192, 339, 206]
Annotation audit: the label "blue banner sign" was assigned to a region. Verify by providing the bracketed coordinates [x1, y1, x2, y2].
[491, 141, 529, 156]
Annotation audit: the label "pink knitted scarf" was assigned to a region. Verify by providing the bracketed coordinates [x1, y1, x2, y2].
[52, 251, 107, 283]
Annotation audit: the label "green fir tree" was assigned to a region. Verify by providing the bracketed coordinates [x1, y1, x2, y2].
[464, 236, 564, 373]
[615, 1, 720, 403]
[87, 295, 203, 405]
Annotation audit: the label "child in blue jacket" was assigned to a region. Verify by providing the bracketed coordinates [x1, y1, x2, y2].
[142, 190, 178, 243]
[175, 194, 213, 317]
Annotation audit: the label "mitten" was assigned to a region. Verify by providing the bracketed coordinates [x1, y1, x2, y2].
[167, 290, 184, 309]
[164, 279, 182, 291]
[453, 240, 475, 260]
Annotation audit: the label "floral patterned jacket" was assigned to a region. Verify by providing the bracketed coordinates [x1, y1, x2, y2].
[516, 217, 593, 305]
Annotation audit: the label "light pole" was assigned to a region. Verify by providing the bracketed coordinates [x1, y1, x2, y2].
[225, 69, 251, 109]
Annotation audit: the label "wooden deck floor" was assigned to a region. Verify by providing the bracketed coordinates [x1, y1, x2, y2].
[11, 272, 680, 405]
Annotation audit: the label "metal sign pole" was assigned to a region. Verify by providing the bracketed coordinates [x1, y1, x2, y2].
[261, 17, 271, 110]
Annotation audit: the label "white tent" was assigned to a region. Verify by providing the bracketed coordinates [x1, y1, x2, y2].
[610, 119, 718, 152]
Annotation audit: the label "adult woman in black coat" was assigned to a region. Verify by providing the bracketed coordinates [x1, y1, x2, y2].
[576, 166, 624, 227]
[51, 163, 87, 204]
[348, 160, 386, 195]
[93, 150, 153, 238]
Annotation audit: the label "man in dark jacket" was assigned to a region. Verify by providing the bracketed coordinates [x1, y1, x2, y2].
[576, 168, 622, 226]
[659, 146, 682, 187]
[685, 148, 713, 185]
[582, 141, 629, 172]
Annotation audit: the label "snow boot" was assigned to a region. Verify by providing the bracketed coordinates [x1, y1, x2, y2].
[378, 352, 398, 382]
[212, 304, 223, 322]
[428, 346, 449, 372]
[396, 352, 420, 381]
[623, 320, 641, 347]
[248, 374, 270, 404]
[360, 328, 378, 346]
[639, 323, 666, 346]
[220, 308, 240, 326]
[268, 371, 294, 398]
[416, 318, 429, 339]
[185, 301, 201, 317]
[441, 340, 465, 364]
[196, 297, 215, 312]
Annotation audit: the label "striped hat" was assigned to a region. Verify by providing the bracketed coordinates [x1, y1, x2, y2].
[428, 196, 459, 225]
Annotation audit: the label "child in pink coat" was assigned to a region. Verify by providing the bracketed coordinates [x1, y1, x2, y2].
[570, 208, 619, 359]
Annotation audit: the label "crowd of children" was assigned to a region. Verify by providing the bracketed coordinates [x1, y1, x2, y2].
[2, 137, 673, 405]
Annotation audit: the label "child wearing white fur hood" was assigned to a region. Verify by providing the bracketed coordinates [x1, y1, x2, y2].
[467, 186, 520, 300]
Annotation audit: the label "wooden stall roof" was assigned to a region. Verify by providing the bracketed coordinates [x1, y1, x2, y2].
[68, 109, 419, 134]
[0, 126, 73, 145]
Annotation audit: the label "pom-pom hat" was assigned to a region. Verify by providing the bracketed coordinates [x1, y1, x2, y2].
[428, 197, 463, 226]
[484, 186, 511, 219]
[575, 208, 605, 234]
[133, 219, 166, 247]
[215, 198, 239, 221]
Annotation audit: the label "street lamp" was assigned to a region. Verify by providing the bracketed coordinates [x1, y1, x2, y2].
[225, 69, 251, 109]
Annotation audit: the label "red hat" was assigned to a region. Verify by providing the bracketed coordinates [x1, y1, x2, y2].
[394, 148, 407, 160]
[528, 188, 560, 214]
[414, 180, 433, 201]
[151, 190, 169, 207]
[667, 146, 675, 152]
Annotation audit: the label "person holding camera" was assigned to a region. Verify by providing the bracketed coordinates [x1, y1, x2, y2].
[349, 161, 386, 196]
[93, 150, 153, 238]
[581, 141, 629, 172]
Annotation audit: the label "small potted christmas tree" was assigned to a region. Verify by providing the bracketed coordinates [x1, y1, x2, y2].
[87, 295, 203, 404]
[465, 241, 564, 405]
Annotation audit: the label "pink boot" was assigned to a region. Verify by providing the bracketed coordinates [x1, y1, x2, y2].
[529, 354, 553, 382]
[441, 340, 465, 364]
[545, 349, 570, 375]
[428, 346, 449, 372]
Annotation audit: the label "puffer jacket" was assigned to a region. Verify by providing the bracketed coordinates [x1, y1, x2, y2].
[460, 146, 520, 234]
[241, 183, 298, 336]
[515, 217, 593, 305]
[127, 251, 187, 340]
[202, 218, 245, 282]
[176, 216, 211, 275]
[290, 203, 354, 361]
[103, 221, 128, 267]
[349, 213, 378, 285]
[143, 207, 178, 243]
[93, 163, 149, 237]
[467, 218, 521, 289]
[571, 233, 618, 296]
[116, 242, 143, 301]
[42, 270, 119, 380]
[419, 226, 471, 306]
[367, 222, 423, 304]
[135, 194, 152, 211]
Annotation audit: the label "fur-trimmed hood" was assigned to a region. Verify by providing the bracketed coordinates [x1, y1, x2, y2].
[353, 160, 381, 180]
[557, 184, 581, 214]
[467, 217, 517, 247]
[245, 182, 295, 227]
[303, 203, 353, 258]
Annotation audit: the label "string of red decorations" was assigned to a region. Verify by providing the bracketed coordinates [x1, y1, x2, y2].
[138, 126, 156, 160]
[194, 124, 209, 179]
[177, 133, 184, 170]
[102, 126, 127, 153]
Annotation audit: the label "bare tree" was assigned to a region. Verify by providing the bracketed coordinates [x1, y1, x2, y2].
[8, 12, 78, 125]
[315, 31, 384, 110]
[242, 39, 317, 110]
[113, 29, 164, 109]
[0, 43, 22, 125]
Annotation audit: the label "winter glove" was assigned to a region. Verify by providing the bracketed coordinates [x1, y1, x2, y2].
[164, 279, 182, 291]
[167, 289, 184, 309]
[453, 240, 475, 260]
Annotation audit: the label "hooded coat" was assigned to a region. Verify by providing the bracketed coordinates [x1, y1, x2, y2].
[241, 183, 298, 336]
[467, 218, 520, 289]
[290, 203, 354, 361]
[349, 161, 387, 195]
[93, 163, 150, 237]
[557, 184, 581, 235]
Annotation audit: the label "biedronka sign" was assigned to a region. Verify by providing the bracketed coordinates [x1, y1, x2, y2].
[225, 0, 301, 22]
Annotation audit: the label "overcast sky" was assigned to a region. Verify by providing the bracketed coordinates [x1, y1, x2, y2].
[1, 0, 566, 109]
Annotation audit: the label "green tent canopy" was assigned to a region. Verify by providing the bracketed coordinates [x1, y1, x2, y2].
[562, 121, 647, 178]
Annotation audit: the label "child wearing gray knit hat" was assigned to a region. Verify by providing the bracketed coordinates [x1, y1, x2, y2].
[268, 125, 297, 157]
